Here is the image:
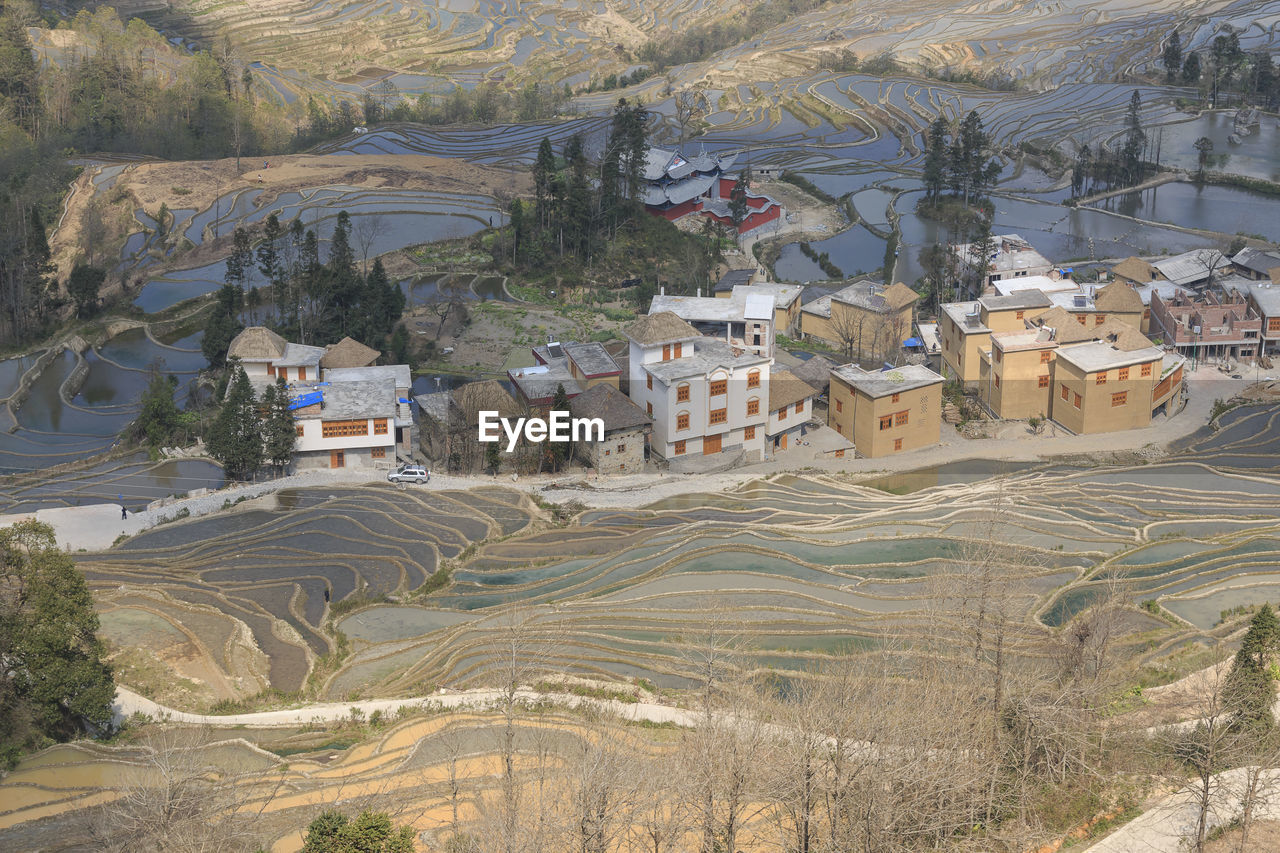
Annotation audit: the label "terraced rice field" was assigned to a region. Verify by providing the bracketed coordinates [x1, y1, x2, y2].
[65, 403, 1280, 707]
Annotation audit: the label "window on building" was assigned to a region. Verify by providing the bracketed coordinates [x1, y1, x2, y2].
[835, 399, 843, 413]
[1077, 315, 1086, 325]
[995, 349, 1002, 363]
[673, 342, 683, 358]
[1073, 392, 1082, 408]
[794, 401, 803, 414]
[891, 392, 900, 403]
[835, 448, 845, 458]
[298, 367, 307, 381]
[267, 364, 275, 377]
[709, 408, 727, 425]
[995, 375, 1001, 388]
[330, 449, 344, 469]
[744, 425, 756, 440]
[1096, 314, 1106, 325]
[662, 344, 670, 361]
[895, 410, 908, 426]
[1096, 372, 1107, 385]
[295, 424, 304, 437]
[647, 374, 653, 390]
[1016, 310, 1025, 320]
[1144, 309, 1151, 320]
[677, 383, 690, 402]
[677, 412, 690, 430]
[605, 449, 611, 455]
[1040, 351, 1052, 364]
[674, 440, 686, 455]
[710, 378, 728, 396]
[1141, 363, 1152, 378]
[371, 447, 386, 459]
[778, 406, 787, 420]
[747, 398, 760, 416]
[617, 443, 626, 453]
[1112, 391, 1128, 407]
[893, 438, 903, 451]
[647, 402, 653, 417]
[1061, 384, 1069, 401]
[747, 369, 761, 389]
[1270, 317, 1280, 332]
[1038, 374, 1049, 388]
[1118, 367, 1129, 381]
[373, 419, 388, 435]
[322, 419, 369, 438]
[879, 415, 892, 431]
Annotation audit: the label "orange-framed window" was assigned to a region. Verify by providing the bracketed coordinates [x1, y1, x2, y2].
[778, 406, 787, 420]
[677, 383, 690, 402]
[1096, 314, 1106, 325]
[834, 448, 845, 458]
[617, 443, 626, 454]
[371, 447, 386, 459]
[709, 378, 728, 396]
[647, 374, 653, 390]
[1038, 374, 1049, 389]
[794, 401, 804, 414]
[995, 349, 1003, 363]
[373, 418, 388, 435]
[1061, 384, 1069, 401]
[1118, 367, 1129, 381]
[894, 410, 908, 426]
[893, 438, 903, 451]
[647, 402, 653, 417]
[1111, 391, 1128, 407]
[747, 369, 761, 389]
[1096, 372, 1107, 385]
[330, 449, 344, 468]
[1270, 317, 1280, 332]
[1073, 392, 1082, 409]
[743, 425, 756, 440]
[677, 412, 690, 430]
[322, 419, 369, 438]
[879, 415, 892, 431]
[746, 398, 760, 416]
[1016, 310, 1025, 320]
[709, 408, 727, 425]
[674, 440, 686, 455]
[1077, 315, 1086, 326]
[995, 375, 1001, 388]
[1141, 363, 1153, 378]
[891, 392, 900, 403]
[1040, 351, 1052, 364]
[835, 399, 843, 413]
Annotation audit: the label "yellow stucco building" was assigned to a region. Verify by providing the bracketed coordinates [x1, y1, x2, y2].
[827, 364, 944, 457]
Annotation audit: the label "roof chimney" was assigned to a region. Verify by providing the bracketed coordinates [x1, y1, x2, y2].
[697, 287, 702, 298]
[660, 286, 665, 296]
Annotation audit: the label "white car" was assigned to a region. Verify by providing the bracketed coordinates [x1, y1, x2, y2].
[387, 465, 429, 484]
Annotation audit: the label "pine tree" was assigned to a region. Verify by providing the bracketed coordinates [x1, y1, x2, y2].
[262, 375, 296, 475]
[533, 137, 556, 230]
[1162, 31, 1183, 83]
[922, 116, 949, 201]
[728, 174, 750, 236]
[1225, 604, 1280, 731]
[1122, 91, 1147, 185]
[545, 383, 572, 473]
[202, 284, 244, 368]
[207, 365, 263, 480]
[1183, 51, 1202, 85]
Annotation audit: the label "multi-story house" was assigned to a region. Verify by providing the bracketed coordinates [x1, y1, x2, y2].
[765, 369, 819, 455]
[1232, 247, 1280, 281]
[717, 282, 805, 337]
[227, 326, 324, 382]
[1223, 279, 1280, 356]
[939, 291, 1049, 387]
[625, 311, 771, 468]
[323, 365, 414, 456]
[951, 233, 1054, 298]
[289, 378, 398, 470]
[568, 384, 652, 476]
[979, 328, 1057, 420]
[800, 280, 919, 360]
[649, 289, 777, 358]
[1150, 288, 1262, 363]
[1051, 332, 1183, 434]
[827, 364, 944, 457]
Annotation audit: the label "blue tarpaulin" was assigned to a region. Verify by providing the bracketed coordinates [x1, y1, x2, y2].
[903, 337, 922, 348]
[288, 390, 323, 410]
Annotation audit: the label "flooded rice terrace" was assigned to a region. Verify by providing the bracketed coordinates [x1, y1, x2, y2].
[58, 403, 1280, 710]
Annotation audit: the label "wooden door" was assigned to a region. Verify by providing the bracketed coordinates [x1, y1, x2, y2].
[298, 367, 307, 381]
[703, 433, 722, 455]
[781, 434, 788, 450]
[330, 450, 345, 468]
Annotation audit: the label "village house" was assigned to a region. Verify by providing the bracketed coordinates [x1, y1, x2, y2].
[319, 336, 381, 371]
[624, 311, 771, 470]
[1045, 281, 1146, 333]
[323, 365, 415, 457]
[1050, 330, 1184, 434]
[716, 282, 805, 337]
[978, 327, 1058, 421]
[1231, 247, 1280, 281]
[951, 234, 1054, 298]
[800, 280, 919, 361]
[414, 379, 522, 471]
[568, 383, 652, 475]
[827, 364, 945, 458]
[227, 326, 324, 383]
[765, 369, 820, 455]
[1149, 288, 1262, 363]
[1223, 278, 1280, 356]
[649, 288, 777, 358]
[509, 340, 623, 411]
[288, 378, 397, 470]
[939, 290, 1050, 387]
[1153, 249, 1232, 290]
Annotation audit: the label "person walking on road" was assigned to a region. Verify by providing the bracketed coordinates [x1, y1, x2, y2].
[119, 495, 127, 520]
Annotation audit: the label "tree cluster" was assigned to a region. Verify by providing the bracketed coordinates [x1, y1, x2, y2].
[1070, 91, 1150, 196]
[1164, 28, 1280, 108]
[0, 520, 114, 769]
[921, 110, 1002, 206]
[206, 368, 295, 480]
